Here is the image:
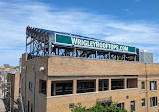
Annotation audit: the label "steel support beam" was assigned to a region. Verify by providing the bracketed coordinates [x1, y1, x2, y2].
[108, 52, 110, 60]
[124, 54, 125, 61]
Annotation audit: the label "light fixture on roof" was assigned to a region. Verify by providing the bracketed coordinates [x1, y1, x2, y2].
[22, 66, 26, 69]
[39, 67, 45, 72]
[52, 44, 54, 48]
[142, 50, 148, 52]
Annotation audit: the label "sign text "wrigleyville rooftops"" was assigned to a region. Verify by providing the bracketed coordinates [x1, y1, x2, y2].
[55, 34, 136, 53]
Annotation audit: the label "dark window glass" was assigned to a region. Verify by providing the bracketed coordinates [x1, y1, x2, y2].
[39, 80, 46, 95]
[99, 81, 102, 91]
[69, 103, 74, 108]
[142, 98, 145, 107]
[77, 80, 95, 93]
[55, 82, 73, 95]
[99, 79, 108, 91]
[111, 79, 124, 90]
[141, 82, 145, 89]
[131, 101, 135, 112]
[150, 97, 157, 107]
[117, 103, 124, 110]
[29, 81, 33, 91]
[51, 83, 54, 96]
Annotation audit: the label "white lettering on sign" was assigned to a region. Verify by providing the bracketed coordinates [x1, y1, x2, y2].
[71, 37, 129, 52]
[71, 37, 78, 45]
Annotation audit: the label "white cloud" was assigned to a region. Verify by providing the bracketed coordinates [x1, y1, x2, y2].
[0, 1, 159, 66]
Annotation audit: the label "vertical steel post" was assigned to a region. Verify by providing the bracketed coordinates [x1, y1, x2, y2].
[116, 54, 118, 60]
[96, 51, 97, 58]
[134, 55, 136, 62]
[108, 52, 110, 60]
[74, 48, 76, 57]
[124, 54, 125, 61]
[48, 35, 52, 55]
[26, 27, 27, 53]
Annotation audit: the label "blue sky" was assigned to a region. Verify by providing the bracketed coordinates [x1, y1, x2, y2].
[0, 0, 159, 66]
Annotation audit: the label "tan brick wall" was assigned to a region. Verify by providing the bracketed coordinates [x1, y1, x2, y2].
[47, 56, 159, 75]
[21, 54, 48, 112]
[45, 75, 159, 112]
[47, 89, 139, 112]
[146, 63, 159, 74]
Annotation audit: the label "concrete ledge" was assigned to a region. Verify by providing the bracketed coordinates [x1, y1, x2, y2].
[48, 74, 159, 77]
[46, 88, 138, 99]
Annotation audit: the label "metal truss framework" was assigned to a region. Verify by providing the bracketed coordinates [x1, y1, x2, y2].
[26, 27, 51, 59]
[26, 26, 139, 61]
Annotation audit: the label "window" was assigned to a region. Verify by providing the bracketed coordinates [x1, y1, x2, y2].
[131, 101, 135, 112]
[69, 103, 74, 108]
[141, 81, 145, 90]
[126, 96, 129, 99]
[127, 78, 137, 88]
[99, 101, 111, 107]
[77, 80, 95, 93]
[56, 82, 73, 95]
[51, 81, 73, 96]
[29, 81, 33, 91]
[111, 79, 124, 90]
[142, 98, 145, 107]
[39, 80, 46, 95]
[150, 81, 157, 90]
[116, 103, 124, 110]
[99, 79, 108, 91]
[51, 83, 54, 96]
[150, 97, 157, 107]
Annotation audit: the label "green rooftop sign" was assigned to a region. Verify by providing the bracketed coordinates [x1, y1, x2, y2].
[55, 34, 136, 54]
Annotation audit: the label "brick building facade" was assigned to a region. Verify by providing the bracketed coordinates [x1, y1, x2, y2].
[21, 53, 159, 112]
